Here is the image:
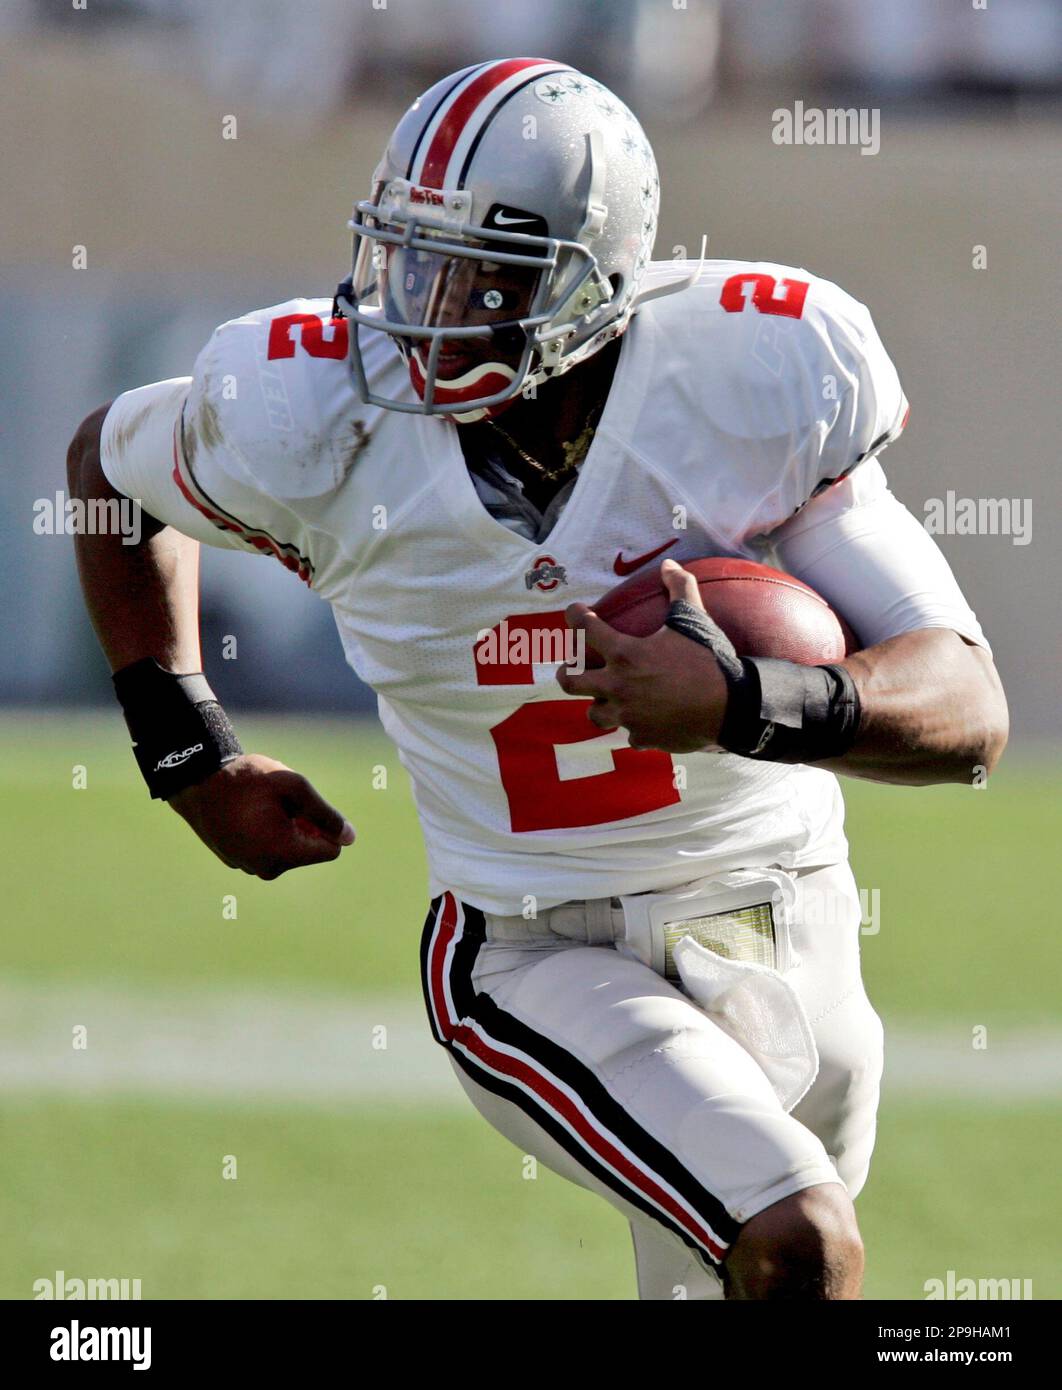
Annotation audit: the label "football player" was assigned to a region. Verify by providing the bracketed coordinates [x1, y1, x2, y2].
[69, 58, 1007, 1299]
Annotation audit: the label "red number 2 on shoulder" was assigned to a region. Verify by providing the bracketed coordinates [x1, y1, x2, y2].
[719, 273, 809, 319]
[267, 313, 349, 359]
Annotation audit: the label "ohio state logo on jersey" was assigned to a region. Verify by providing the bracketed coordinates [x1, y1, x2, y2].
[525, 555, 567, 592]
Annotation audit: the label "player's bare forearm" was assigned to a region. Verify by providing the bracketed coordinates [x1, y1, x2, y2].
[67, 404, 355, 878]
[68, 402, 202, 674]
[814, 628, 1009, 786]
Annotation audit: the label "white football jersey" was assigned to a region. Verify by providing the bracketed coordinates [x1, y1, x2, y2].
[99, 259, 983, 914]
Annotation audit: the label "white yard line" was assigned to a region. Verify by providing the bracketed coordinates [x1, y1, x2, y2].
[881, 1027, 1062, 1100]
[0, 979, 1058, 1106]
[0, 981, 463, 1107]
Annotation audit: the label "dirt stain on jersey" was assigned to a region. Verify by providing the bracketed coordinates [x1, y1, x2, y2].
[346, 418, 370, 472]
[111, 403, 153, 459]
[197, 394, 225, 452]
[182, 392, 224, 469]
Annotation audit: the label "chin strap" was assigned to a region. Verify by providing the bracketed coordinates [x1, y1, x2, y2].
[409, 351, 518, 422]
[332, 276, 354, 320]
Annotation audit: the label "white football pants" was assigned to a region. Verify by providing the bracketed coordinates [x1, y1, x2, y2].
[419, 860, 883, 1300]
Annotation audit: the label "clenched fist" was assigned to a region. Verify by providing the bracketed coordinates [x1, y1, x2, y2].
[168, 753, 356, 880]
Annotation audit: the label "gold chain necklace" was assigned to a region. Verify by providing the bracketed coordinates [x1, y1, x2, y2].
[485, 400, 604, 484]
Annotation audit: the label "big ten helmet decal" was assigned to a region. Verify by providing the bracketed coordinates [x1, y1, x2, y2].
[334, 58, 674, 422]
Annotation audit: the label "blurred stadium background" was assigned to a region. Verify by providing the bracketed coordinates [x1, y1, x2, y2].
[1, 0, 1059, 1299]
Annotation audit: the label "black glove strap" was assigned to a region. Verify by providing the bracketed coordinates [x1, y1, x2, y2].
[112, 657, 243, 800]
[664, 599, 861, 764]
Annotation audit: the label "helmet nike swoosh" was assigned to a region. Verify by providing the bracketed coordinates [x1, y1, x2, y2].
[613, 538, 679, 576]
[491, 211, 537, 225]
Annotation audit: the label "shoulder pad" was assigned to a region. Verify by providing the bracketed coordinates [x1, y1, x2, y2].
[182, 298, 405, 500]
[643, 259, 907, 521]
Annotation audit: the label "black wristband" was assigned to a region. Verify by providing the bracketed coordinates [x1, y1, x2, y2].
[112, 658, 243, 800]
[663, 599, 861, 764]
[717, 657, 861, 763]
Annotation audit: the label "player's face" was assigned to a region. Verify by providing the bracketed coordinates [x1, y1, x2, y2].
[379, 240, 540, 378]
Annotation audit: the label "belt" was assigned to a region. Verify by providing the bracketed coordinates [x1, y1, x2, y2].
[481, 866, 802, 973]
[485, 896, 627, 945]
[481, 869, 819, 1114]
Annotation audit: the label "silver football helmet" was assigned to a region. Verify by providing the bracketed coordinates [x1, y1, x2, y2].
[335, 58, 675, 422]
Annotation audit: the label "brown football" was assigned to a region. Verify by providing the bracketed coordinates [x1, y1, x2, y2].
[587, 557, 857, 667]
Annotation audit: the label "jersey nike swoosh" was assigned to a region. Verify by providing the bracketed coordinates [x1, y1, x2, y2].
[613, 538, 679, 576]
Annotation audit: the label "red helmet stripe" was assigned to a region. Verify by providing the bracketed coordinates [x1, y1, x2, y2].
[417, 58, 565, 190]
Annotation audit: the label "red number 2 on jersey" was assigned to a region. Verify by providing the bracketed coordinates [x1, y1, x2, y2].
[267, 313, 349, 360]
[719, 272, 809, 319]
[475, 614, 681, 833]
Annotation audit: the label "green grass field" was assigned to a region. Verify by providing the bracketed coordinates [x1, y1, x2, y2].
[1, 714, 1058, 1299]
